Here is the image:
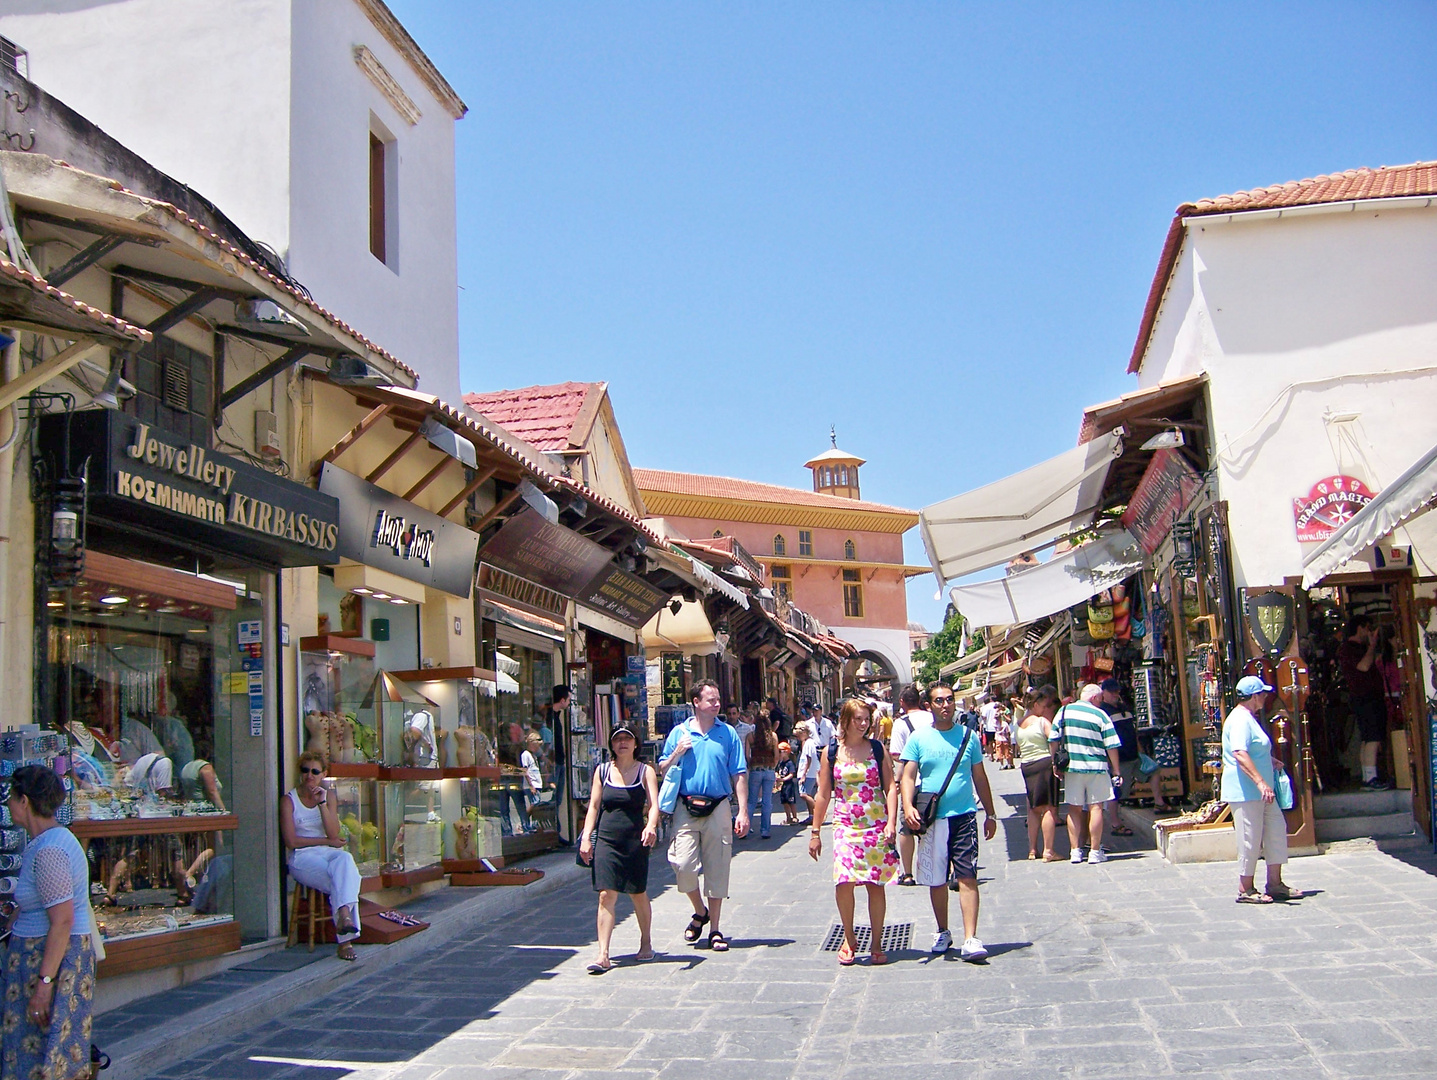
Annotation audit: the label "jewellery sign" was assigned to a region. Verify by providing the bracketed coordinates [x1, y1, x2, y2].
[318, 464, 481, 598]
[41, 412, 340, 567]
[1293, 475, 1376, 542]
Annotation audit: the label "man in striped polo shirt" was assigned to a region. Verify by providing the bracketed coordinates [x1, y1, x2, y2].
[1050, 684, 1122, 864]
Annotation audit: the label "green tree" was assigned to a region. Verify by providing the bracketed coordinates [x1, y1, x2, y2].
[912, 610, 984, 687]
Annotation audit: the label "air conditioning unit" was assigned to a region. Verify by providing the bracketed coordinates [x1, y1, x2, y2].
[255, 410, 281, 458]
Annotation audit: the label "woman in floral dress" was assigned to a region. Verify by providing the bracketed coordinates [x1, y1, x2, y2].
[808, 698, 898, 965]
[2, 765, 97, 1080]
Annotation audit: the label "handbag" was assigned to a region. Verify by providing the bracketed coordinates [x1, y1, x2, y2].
[1051, 707, 1072, 772]
[1136, 753, 1159, 780]
[911, 727, 973, 835]
[1274, 767, 1294, 811]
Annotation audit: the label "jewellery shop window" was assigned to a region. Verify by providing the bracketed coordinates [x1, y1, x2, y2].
[45, 557, 259, 943]
[481, 621, 559, 843]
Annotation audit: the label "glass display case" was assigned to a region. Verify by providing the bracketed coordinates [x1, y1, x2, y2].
[88, 828, 235, 944]
[379, 778, 444, 881]
[299, 636, 378, 765]
[388, 669, 500, 775]
[440, 777, 504, 865]
[330, 776, 382, 882]
[360, 672, 439, 769]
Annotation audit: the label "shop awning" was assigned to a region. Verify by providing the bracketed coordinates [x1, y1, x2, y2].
[919, 430, 1125, 585]
[1301, 440, 1437, 588]
[949, 529, 1146, 627]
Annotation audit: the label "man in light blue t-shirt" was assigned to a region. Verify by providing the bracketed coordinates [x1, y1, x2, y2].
[900, 681, 998, 962]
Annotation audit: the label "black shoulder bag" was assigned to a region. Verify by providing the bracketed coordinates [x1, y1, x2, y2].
[1052, 708, 1072, 772]
[910, 727, 973, 835]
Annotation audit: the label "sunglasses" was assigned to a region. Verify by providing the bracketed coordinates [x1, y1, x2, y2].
[300, 766, 324, 776]
[930, 696, 955, 705]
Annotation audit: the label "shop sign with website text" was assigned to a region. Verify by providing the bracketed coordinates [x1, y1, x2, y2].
[1293, 475, 1376, 542]
[1121, 448, 1204, 555]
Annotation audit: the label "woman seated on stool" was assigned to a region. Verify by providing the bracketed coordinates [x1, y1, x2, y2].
[280, 752, 361, 960]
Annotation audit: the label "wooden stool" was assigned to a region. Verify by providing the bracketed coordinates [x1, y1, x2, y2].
[286, 881, 332, 951]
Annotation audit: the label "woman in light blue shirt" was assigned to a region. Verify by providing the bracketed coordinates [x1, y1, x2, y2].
[1222, 676, 1304, 905]
[2, 765, 97, 1080]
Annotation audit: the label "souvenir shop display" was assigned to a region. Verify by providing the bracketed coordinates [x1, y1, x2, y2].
[379, 779, 443, 878]
[89, 830, 234, 943]
[361, 672, 440, 771]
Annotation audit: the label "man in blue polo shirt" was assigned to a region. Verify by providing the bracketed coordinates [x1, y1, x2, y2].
[661, 680, 748, 951]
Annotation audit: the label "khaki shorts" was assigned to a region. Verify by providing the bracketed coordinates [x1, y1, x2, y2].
[1063, 770, 1114, 809]
[667, 797, 733, 899]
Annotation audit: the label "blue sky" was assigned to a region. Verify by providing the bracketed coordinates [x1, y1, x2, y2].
[388, 2, 1435, 631]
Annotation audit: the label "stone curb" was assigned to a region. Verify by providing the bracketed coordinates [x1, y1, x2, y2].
[106, 852, 587, 1080]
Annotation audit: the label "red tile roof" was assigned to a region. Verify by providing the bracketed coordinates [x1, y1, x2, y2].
[0, 254, 151, 342]
[634, 468, 915, 516]
[1128, 160, 1437, 375]
[462, 382, 599, 452]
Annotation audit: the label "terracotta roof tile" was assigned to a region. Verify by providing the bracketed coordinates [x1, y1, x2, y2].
[1184, 160, 1437, 216]
[462, 382, 598, 452]
[1129, 160, 1437, 375]
[634, 468, 915, 516]
[0, 254, 151, 341]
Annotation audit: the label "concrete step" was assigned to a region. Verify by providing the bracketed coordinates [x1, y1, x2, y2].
[1313, 788, 1409, 819]
[1316, 811, 1416, 843]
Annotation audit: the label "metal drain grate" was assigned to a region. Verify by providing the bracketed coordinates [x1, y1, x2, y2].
[821, 922, 912, 953]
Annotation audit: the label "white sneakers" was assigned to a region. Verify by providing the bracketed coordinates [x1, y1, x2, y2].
[930, 930, 988, 961]
[1087, 849, 1109, 864]
[1070, 848, 1086, 864]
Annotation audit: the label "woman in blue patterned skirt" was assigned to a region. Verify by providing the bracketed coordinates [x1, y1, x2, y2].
[2, 765, 96, 1080]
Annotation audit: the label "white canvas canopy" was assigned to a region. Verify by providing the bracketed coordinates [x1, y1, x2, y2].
[919, 430, 1124, 586]
[949, 528, 1146, 627]
[1301, 440, 1437, 589]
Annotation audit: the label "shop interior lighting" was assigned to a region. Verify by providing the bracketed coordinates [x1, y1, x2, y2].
[46, 600, 63, 609]
[388, 597, 408, 605]
[99, 594, 129, 605]
[372, 592, 391, 601]
[350, 587, 372, 595]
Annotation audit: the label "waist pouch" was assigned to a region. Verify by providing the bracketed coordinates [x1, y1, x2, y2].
[681, 794, 724, 817]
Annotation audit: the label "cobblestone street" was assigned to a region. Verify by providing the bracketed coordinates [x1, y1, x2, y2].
[157, 766, 1437, 1080]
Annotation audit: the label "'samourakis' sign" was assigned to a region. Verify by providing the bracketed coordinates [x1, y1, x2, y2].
[1293, 475, 1376, 543]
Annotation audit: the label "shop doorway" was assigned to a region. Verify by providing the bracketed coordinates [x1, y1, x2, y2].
[1297, 574, 1426, 825]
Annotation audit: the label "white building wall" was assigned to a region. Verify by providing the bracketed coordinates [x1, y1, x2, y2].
[289, 0, 461, 400]
[0, 0, 462, 400]
[1138, 205, 1437, 588]
[0, 0, 294, 254]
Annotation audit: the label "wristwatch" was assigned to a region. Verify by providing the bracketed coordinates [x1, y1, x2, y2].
[39, 975, 54, 986]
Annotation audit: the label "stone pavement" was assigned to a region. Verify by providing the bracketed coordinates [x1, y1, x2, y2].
[151, 765, 1437, 1080]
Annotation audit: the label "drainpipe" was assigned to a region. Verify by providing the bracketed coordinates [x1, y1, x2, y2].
[0, 332, 19, 710]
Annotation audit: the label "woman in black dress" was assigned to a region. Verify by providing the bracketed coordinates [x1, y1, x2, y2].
[578, 724, 660, 973]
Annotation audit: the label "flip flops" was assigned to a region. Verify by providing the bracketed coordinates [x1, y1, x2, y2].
[586, 960, 612, 975]
[1110, 825, 1135, 836]
[1236, 890, 1275, 905]
[837, 941, 855, 966]
[869, 949, 889, 966]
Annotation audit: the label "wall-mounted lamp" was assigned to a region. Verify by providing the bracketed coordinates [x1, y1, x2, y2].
[1140, 429, 1184, 451]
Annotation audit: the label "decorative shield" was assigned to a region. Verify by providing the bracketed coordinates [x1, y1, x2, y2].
[1247, 591, 1294, 657]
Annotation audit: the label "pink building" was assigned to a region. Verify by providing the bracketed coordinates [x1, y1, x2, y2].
[636, 440, 924, 685]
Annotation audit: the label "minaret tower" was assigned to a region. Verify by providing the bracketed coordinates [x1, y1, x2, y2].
[804, 428, 866, 500]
